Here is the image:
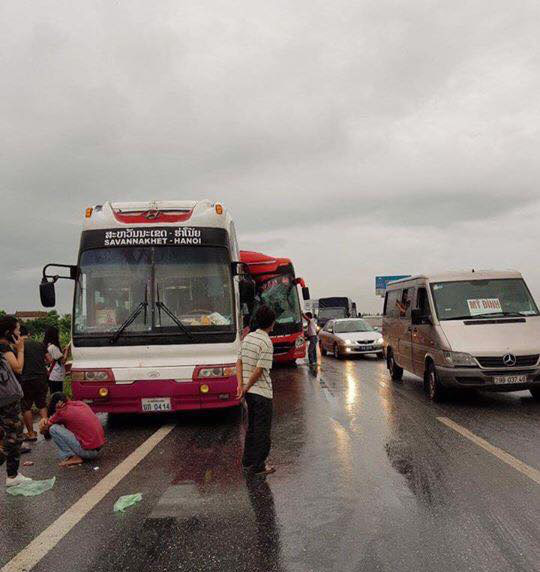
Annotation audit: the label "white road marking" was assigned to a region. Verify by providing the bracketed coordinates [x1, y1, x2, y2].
[437, 416, 540, 486]
[2, 424, 175, 572]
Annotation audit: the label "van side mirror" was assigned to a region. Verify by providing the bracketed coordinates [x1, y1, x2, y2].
[411, 309, 432, 326]
[40, 279, 56, 308]
[302, 287, 310, 301]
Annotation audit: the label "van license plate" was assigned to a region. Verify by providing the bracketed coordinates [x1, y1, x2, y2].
[141, 398, 172, 412]
[493, 375, 527, 385]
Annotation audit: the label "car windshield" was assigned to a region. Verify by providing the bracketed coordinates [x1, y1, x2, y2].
[254, 274, 301, 330]
[74, 246, 235, 336]
[333, 319, 374, 333]
[430, 278, 539, 321]
[319, 307, 346, 320]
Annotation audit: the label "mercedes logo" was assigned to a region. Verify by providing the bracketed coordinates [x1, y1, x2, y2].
[503, 354, 517, 367]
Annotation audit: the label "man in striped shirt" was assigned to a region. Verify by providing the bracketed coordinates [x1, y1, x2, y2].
[237, 305, 276, 476]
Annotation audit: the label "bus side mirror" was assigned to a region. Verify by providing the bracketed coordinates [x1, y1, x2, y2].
[232, 262, 249, 277]
[302, 287, 310, 301]
[40, 279, 56, 308]
[239, 280, 255, 307]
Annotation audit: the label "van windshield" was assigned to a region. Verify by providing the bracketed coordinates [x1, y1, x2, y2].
[430, 279, 539, 321]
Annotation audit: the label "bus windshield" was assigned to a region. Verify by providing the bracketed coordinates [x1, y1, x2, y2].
[74, 246, 235, 336]
[430, 278, 539, 321]
[254, 274, 302, 333]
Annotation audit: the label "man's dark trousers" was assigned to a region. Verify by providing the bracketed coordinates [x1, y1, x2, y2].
[308, 335, 318, 364]
[243, 392, 273, 472]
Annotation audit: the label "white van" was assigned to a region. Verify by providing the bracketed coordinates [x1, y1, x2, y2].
[382, 271, 540, 402]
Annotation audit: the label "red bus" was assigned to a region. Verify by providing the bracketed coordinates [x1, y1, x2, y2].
[240, 251, 310, 365]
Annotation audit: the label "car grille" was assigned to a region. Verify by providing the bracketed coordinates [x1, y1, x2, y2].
[476, 355, 539, 368]
[358, 340, 376, 346]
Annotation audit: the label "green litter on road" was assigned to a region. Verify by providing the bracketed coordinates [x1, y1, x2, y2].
[114, 493, 143, 513]
[6, 477, 56, 497]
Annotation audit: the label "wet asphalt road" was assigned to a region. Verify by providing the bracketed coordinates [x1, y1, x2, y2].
[1, 356, 539, 572]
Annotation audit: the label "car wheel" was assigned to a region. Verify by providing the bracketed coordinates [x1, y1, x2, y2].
[320, 342, 327, 356]
[426, 362, 446, 403]
[530, 388, 540, 401]
[333, 344, 341, 359]
[387, 351, 403, 381]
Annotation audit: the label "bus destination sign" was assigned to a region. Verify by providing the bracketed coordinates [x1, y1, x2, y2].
[80, 227, 228, 250]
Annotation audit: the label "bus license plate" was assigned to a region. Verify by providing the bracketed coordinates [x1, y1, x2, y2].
[493, 375, 527, 385]
[141, 398, 172, 412]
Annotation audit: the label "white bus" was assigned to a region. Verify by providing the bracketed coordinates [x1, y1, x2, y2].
[40, 200, 253, 414]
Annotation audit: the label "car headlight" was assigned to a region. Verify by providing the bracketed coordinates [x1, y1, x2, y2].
[344, 339, 354, 346]
[375, 338, 384, 345]
[295, 337, 306, 348]
[443, 351, 477, 367]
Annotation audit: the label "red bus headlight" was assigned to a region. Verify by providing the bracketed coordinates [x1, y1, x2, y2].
[71, 369, 115, 382]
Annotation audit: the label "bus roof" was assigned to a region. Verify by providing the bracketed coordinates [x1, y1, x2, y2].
[82, 200, 233, 231]
[386, 270, 523, 289]
[240, 251, 294, 280]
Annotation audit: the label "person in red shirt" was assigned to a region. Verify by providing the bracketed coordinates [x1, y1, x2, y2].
[40, 393, 106, 467]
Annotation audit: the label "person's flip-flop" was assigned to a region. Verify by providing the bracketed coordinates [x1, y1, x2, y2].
[20, 446, 32, 454]
[23, 435, 38, 442]
[254, 465, 276, 476]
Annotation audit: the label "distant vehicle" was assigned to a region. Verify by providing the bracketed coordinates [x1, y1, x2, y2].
[39, 200, 254, 414]
[383, 271, 540, 402]
[240, 250, 310, 365]
[319, 318, 384, 359]
[317, 297, 357, 327]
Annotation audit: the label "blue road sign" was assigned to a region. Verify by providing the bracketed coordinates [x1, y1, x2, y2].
[375, 275, 411, 296]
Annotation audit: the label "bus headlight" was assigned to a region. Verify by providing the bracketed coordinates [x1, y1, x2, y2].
[295, 337, 306, 348]
[72, 369, 115, 382]
[196, 366, 237, 379]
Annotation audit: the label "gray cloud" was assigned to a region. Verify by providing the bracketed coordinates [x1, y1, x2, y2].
[1, 0, 540, 313]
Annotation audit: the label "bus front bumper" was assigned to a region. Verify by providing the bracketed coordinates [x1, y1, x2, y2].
[72, 379, 240, 414]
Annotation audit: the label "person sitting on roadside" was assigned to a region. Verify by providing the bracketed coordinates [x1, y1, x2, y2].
[39, 392, 106, 467]
[0, 316, 31, 487]
[18, 325, 49, 442]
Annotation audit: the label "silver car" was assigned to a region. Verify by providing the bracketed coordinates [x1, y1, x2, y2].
[319, 318, 384, 359]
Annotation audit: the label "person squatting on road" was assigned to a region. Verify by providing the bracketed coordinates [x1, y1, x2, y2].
[303, 312, 318, 365]
[40, 393, 106, 467]
[237, 305, 276, 476]
[0, 315, 32, 487]
[43, 326, 66, 394]
[19, 325, 49, 442]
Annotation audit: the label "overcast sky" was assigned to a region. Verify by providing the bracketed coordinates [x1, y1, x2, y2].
[1, 0, 540, 315]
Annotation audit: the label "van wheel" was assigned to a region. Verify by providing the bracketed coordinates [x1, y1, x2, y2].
[320, 343, 327, 356]
[333, 344, 341, 359]
[387, 352, 403, 381]
[530, 388, 540, 401]
[426, 362, 445, 402]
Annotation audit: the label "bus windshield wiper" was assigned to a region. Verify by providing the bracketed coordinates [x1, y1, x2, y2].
[156, 285, 194, 341]
[109, 285, 148, 344]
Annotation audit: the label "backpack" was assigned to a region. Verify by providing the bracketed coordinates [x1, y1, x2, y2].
[0, 354, 23, 400]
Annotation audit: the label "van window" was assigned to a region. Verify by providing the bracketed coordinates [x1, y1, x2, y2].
[397, 288, 413, 318]
[417, 287, 432, 318]
[385, 290, 401, 318]
[430, 279, 539, 320]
